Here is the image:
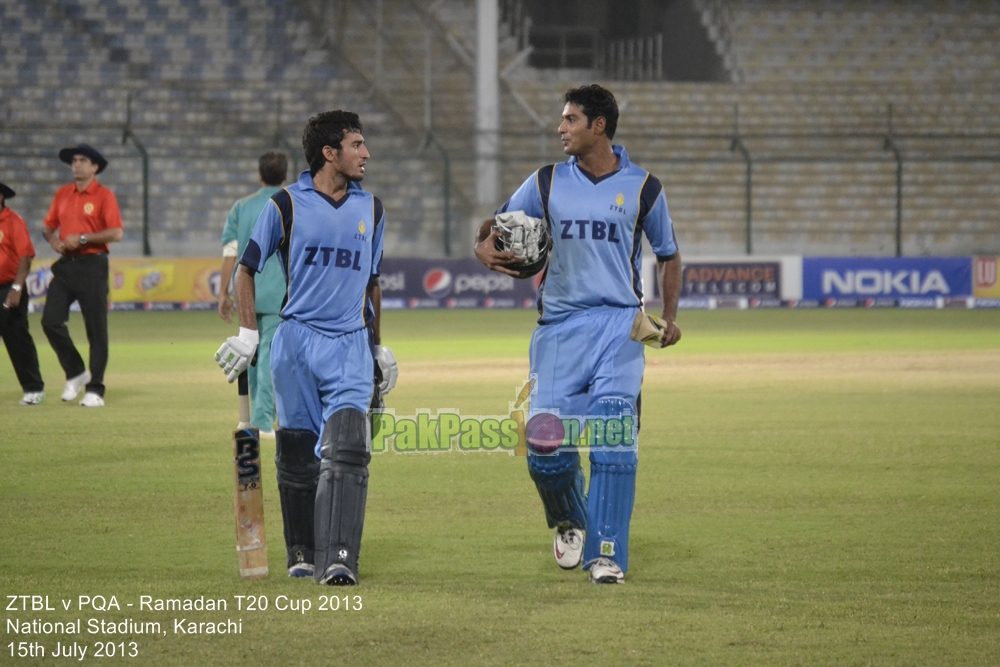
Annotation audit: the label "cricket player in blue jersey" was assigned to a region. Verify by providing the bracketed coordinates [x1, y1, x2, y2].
[476, 84, 682, 584]
[217, 152, 288, 438]
[215, 110, 397, 586]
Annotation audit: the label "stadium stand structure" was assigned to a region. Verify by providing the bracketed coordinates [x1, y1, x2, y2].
[1, 0, 997, 257]
[497, 1, 1000, 256]
[0, 0, 452, 257]
[314, 0, 999, 256]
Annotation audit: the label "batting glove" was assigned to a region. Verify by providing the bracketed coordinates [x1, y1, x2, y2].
[374, 345, 398, 395]
[214, 327, 259, 383]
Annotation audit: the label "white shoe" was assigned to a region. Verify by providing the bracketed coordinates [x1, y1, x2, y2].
[61, 371, 91, 401]
[258, 429, 276, 440]
[589, 557, 624, 584]
[20, 391, 45, 406]
[79, 392, 105, 408]
[553, 525, 584, 569]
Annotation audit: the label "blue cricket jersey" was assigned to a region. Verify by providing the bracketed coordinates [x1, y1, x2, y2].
[240, 171, 385, 337]
[497, 145, 677, 324]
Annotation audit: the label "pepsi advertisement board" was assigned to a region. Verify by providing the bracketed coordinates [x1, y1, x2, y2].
[377, 259, 541, 309]
[802, 257, 972, 301]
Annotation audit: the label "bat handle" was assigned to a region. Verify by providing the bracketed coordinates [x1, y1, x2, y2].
[237, 370, 251, 427]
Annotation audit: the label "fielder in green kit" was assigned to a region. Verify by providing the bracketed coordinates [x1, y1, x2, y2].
[218, 152, 289, 437]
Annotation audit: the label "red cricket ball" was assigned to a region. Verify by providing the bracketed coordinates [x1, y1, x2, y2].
[526, 413, 565, 454]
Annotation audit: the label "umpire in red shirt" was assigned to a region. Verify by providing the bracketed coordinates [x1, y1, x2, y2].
[41, 144, 123, 407]
[0, 180, 45, 405]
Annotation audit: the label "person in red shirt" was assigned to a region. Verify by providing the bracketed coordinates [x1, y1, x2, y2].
[0, 180, 45, 405]
[41, 144, 123, 407]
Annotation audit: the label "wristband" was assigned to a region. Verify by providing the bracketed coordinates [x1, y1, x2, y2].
[10, 284, 22, 292]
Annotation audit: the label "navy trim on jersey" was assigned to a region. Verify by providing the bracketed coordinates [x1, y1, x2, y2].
[628, 174, 653, 303]
[535, 265, 548, 318]
[371, 196, 384, 277]
[373, 196, 384, 229]
[533, 164, 556, 321]
[630, 217, 644, 304]
[272, 189, 294, 237]
[271, 190, 295, 277]
[317, 190, 350, 209]
[271, 189, 295, 313]
[537, 164, 555, 221]
[658, 221, 680, 262]
[638, 174, 662, 224]
[240, 239, 262, 273]
[577, 165, 618, 185]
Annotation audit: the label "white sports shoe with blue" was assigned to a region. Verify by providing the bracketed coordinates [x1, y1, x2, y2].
[553, 526, 584, 569]
[589, 557, 624, 584]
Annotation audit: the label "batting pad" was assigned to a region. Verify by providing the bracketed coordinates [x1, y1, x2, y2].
[584, 455, 637, 573]
[528, 450, 588, 530]
[275, 429, 320, 569]
[314, 409, 370, 580]
[583, 397, 638, 572]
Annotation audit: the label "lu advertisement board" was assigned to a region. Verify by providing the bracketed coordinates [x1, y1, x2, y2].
[25, 258, 222, 311]
[973, 257, 1000, 297]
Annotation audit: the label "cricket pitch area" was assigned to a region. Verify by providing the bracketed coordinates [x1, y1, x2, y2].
[1, 309, 998, 666]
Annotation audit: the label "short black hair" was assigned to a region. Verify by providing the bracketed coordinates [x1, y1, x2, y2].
[302, 110, 363, 176]
[258, 151, 287, 186]
[563, 84, 619, 140]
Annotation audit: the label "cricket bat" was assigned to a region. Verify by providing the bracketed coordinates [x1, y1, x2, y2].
[233, 370, 268, 579]
[630, 311, 667, 348]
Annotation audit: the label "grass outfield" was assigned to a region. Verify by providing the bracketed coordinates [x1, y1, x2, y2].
[1, 309, 999, 666]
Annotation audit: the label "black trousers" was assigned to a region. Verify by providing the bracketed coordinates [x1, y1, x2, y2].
[42, 253, 109, 397]
[0, 282, 44, 393]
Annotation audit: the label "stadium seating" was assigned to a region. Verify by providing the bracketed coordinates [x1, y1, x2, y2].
[1, 0, 996, 257]
[494, 0, 1000, 256]
[726, 1, 1000, 85]
[0, 0, 446, 257]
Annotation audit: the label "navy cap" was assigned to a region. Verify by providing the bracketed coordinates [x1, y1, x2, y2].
[0, 181, 14, 199]
[59, 144, 108, 174]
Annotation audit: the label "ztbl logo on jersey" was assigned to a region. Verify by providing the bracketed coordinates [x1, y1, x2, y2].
[609, 193, 626, 214]
[358, 220, 366, 234]
[423, 269, 453, 297]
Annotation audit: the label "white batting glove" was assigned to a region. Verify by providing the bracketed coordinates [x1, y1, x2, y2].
[374, 345, 398, 395]
[214, 327, 259, 383]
